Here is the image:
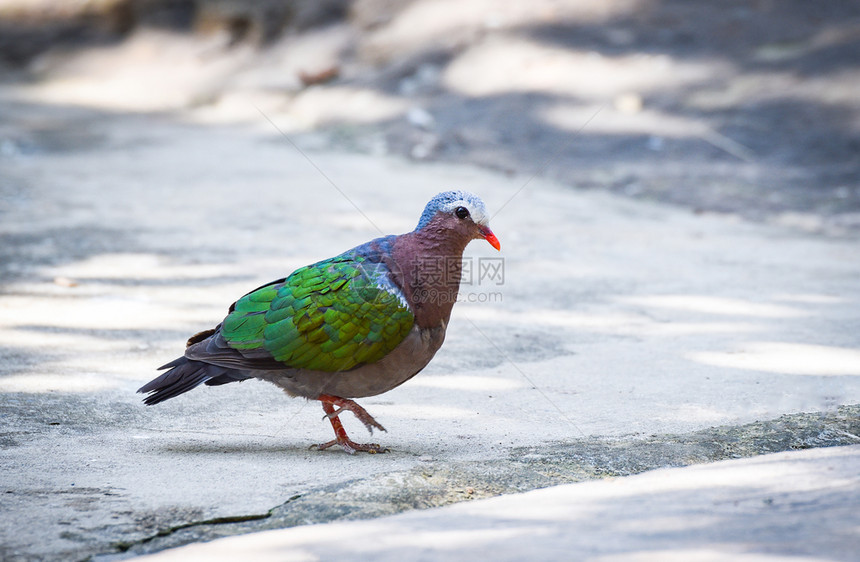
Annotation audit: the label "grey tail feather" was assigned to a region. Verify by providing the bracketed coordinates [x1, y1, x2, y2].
[138, 357, 240, 405]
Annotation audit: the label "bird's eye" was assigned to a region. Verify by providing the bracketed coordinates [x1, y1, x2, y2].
[455, 206, 470, 219]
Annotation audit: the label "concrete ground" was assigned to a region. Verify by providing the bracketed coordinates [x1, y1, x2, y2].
[135, 445, 860, 562]
[1, 110, 859, 561]
[1, 2, 859, 559]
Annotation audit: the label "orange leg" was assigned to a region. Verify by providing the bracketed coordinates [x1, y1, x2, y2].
[313, 395, 388, 454]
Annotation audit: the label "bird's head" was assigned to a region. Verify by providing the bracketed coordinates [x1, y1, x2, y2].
[415, 190, 501, 251]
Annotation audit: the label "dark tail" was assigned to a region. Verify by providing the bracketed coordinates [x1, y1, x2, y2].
[137, 357, 249, 405]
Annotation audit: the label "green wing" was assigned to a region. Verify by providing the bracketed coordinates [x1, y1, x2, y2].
[220, 255, 414, 372]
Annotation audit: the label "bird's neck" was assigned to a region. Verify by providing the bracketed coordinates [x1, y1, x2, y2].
[391, 228, 472, 329]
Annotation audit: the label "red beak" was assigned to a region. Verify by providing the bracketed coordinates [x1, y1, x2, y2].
[478, 225, 501, 251]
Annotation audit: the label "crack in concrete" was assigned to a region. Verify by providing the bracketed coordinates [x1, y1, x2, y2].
[108, 495, 302, 557]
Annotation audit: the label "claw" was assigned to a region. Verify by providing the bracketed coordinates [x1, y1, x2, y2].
[312, 439, 388, 455]
[315, 395, 390, 454]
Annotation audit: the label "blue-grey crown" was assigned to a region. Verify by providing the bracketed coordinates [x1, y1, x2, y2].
[415, 190, 489, 230]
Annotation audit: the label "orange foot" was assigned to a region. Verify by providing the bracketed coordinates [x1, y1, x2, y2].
[314, 394, 389, 455]
[313, 438, 388, 455]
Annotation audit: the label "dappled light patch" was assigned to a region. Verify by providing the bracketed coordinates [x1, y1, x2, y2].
[286, 86, 409, 129]
[0, 372, 117, 393]
[367, 403, 481, 421]
[443, 36, 714, 100]
[689, 342, 860, 376]
[48, 253, 237, 281]
[617, 295, 806, 318]
[410, 375, 525, 392]
[460, 306, 762, 338]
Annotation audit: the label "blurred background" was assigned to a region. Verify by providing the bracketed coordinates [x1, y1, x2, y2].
[1, 0, 859, 233]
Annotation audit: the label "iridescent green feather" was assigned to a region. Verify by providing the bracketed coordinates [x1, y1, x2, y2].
[221, 256, 414, 372]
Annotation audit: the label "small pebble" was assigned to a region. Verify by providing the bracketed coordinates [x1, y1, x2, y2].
[54, 276, 78, 287]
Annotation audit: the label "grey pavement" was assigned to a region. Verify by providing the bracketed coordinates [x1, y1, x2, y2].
[135, 445, 860, 562]
[1, 112, 859, 560]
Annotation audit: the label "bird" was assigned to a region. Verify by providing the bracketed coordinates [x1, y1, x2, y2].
[138, 191, 501, 454]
